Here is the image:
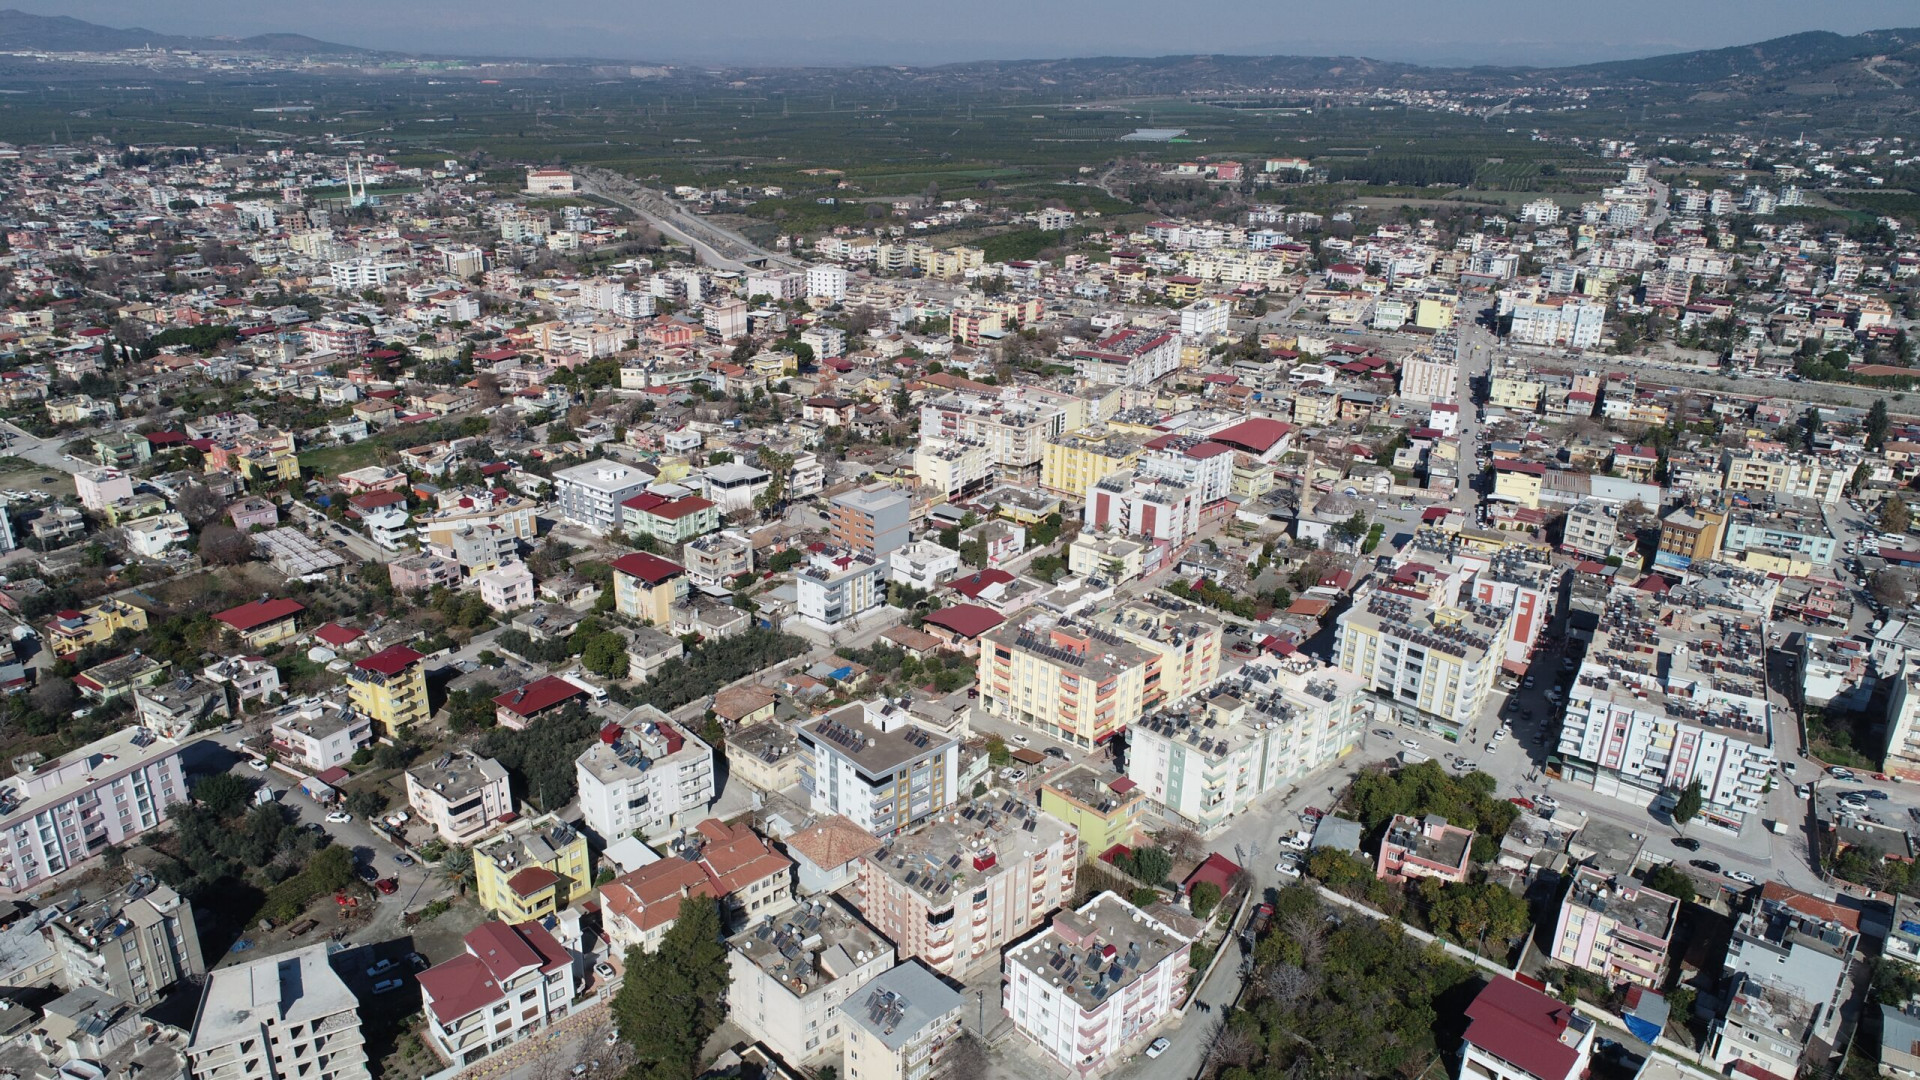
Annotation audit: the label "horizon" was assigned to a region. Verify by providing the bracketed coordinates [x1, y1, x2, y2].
[24, 1, 1920, 69]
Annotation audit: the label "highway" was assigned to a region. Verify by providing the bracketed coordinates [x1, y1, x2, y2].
[575, 167, 804, 272]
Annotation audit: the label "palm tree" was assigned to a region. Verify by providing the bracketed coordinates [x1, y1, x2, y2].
[440, 846, 475, 895]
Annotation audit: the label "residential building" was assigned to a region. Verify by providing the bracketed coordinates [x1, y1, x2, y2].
[1376, 813, 1474, 883]
[404, 753, 514, 846]
[798, 700, 959, 836]
[1128, 653, 1369, 834]
[600, 818, 795, 954]
[1656, 507, 1726, 571]
[696, 462, 774, 513]
[976, 610, 1162, 748]
[1723, 884, 1858, 1048]
[473, 814, 591, 923]
[492, 676, 588, 730]
[552, 460, 652, 533]
[1042, 431, 1143, 499]
[1722, 497, 1838, 566]
[1333, 581, 1512, 736]
[1561, 500, 1621, 560]
[796, 547, 888, 631]
[1710, 974, 1819, 1080]
[45, 599, 148, 658]
[270, 706, 373, 772]
[0, 727, 191, 891]
[46, 878, 204, 1007]
[346, 644, 430, 738]
[185, 943, 370, 1080]
[1398, 353, 1458, 404]
[726, 721, 805, 793]
[850, 801, 1076, 977]
[888, 540, 963, 593]
[1084, 471, 1204, 549]
[132, 675, 230, 739]
[1459, 976, 1596, 1080]
[575, 707, 715, 841]
[831, 485, 912, 558]
[475, 560, 536, 613]
[1548, 866, 1679, 990]
[912, 437, 993, 500]
[727, 897, 894, 1066]
[1037, 765, 1147, 856]
[417, 920, 576, 1068]
[1069, 328, 1180, 387]
[1722, 450, 1850, 503]
[612, 551, 689, 626]
[74, 468, 134, 511]
[203, 655, 282, 709]
[621, 492, 720, 544]
[1886, 659, 1920, 780]
[1002, 892, 1192, 1075]
[683, 532, 753, 587]
[842, 961, 966, 1080]
[75, 653, 166, 701]
[1506, 297, 1604, 348]
[212, 598, 305, 650]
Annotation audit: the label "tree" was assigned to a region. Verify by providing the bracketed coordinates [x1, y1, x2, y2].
[1883, 497, 1912, 536]
[440, 846, 475, 894]
[1127, 846, 1174, 886]
[199, 525, 255, 565]
[345, 789, 388, 819]
[1190, 880, 1223, 919]
[938, 1034, 987, 1080]
[613, 894, 729, 1080]
[1332, 511, 1370, 548]
[175, 483, 228, 527]
[985, 735, 1011, 767]
[192, 773, 254, 816]
[1643, 864, 1697, 904]
[1868, 399, 1892, 451]
[1672, 778, 1703, 828]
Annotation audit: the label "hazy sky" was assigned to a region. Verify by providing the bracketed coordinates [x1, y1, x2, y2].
[39, 0, 1920, 67]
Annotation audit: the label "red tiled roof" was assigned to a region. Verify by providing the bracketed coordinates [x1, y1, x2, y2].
[213, 598, 305, 632]
[506, 866, 562, 897]
[612, 551, 686, 584]
[1208, 417, 1293, 454]
[314, 623, 364, 647]
[1184, 852, 1242, 895]
[946, 569, 1014, 599]
[355, 644, 423, 676]
[494, 675, 586, 718]
[1463, 977, 1582, 1080]
[420, 921, 569, 1025]
[923, 603, 1005, 639]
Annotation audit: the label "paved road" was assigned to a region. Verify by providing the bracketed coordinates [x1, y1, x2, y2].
[576, 168, 803, 272]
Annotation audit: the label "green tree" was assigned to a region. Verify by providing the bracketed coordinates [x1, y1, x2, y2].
[1868, 399, 1892, 451]
[1883, 497, 1912, 536]
[613, 894, 730, 1080]
[1128, 847, 1174, 886]
[1643, 864, 1696, 904]
[1672, 778, 1703, 828]
[192, 773, 253, 817]
[985, 735, 1011, 767]
[1189, 881, 1223, 920]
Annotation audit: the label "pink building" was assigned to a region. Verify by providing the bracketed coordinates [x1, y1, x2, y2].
[227, 496, 279, 530]
[1376, 813, 1474, 883]
[389, 552, 461, 591]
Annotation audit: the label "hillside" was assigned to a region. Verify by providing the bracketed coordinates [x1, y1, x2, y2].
[0, 8, 366, 55]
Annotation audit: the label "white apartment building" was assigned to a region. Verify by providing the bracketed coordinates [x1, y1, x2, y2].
[1333, 580, 1512, 737]
[0, 728, 191, 891]
[798, 700, 959, 837]
[125, 512, 191, 557]
[1128, 655, 1369, 834]
[919, 395, 1065, 484]
[269, 706, 373, 773]
[806, 265, 849, 302]
[475, 560, 535, 612]
[575, 706, 715, 841]
[1003, 892, 1192, 1076]
[887, 540, 962, 593]
[842, 961, 967, 1080]
[1069, 328, 1180, 387]
[417, 920, 576, 1068]
[551, 460, 652, 533]
[186, 943, 370, 1080]
[695, 462, 773, 514]
[1459, 976, 1595, 1080]
[1178, 298, 1229, 340]
[795, 547, 888, 631]
[726, 898, 895, 1066]
[74, 467, 134, 511]
[1398, 353, 1459, 404]
[47, 878, 205, 1007]
[328, 257, 405, 291]
[1557, 583, 1775, 831]
[361, 504, 412, 550]
[1138, 436, 1235, 505]
[405, 753, 514, 846]
[1507, 297, 1604, 349]
[912, 436, 993, 500]
[802, 326, 847, 360]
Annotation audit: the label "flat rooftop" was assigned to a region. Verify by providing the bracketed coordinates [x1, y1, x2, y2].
[728, 897, 889, 999]
[1005, 892, 1192, 1012]
[869, 795, 1072, 907]
[0, 727, 193, 830]
[188, 942, 358, 1052]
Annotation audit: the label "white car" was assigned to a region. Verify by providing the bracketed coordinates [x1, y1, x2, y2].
[1146, 1037, 1171, 1059]
[1400, 739, 1421, 751]
[325, 811, 352, 824]
[1535, 795, 1558, 811]
[1011, 735, 1030, 746]
[1275, 858, 1301, 877]
[1726, 870, 1759, 886]
[1484, 742, 1498, 752]
[1282, 831, 1311, 851]
[247, 758, 269, 771]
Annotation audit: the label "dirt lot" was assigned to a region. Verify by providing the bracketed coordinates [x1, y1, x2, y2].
[135, 561, 288, 616]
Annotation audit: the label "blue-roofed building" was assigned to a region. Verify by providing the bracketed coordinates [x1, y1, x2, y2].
[842, 960, 966, 1080]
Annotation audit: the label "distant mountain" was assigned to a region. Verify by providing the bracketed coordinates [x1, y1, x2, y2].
[1560, 27, 1920, 85]
[0, 8, 367, 55]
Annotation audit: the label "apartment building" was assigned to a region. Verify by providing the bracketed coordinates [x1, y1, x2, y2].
[1002, 892, 1192, 1076]
[1549, 866, 1679, 990]
[888, 540, 963, 593]
[831, 485, 912, 558]
[475, 561, 536, 613]
[918, 395, 1064, 486]
[1069, 328, 1180, 387]
[131, 676, 230, 739]
[0, 727, 191, 892]
[551, 460, 652, 533]
[1376, 814, 1475, 883]
[1710, 974, 1819, 1080]
[600, 818, 795, 955]
[345, 644, 430, 739]
[46, 877, 204, 1007]
[1128, 653, 1368, 834]
[1084, 471, 1204, 549]
[1459, 976, 1595, 1080]
[1041, 431, 1143, 499]
[1137, 435, 1236, 506]
[1037, 765, 1147, 856]
[1398, 353, 1458, 404]
[1723, 884, 1858, 1048]
[74, 467, 135, 511]
[270, 706, 373, 772]
[1557, 582, 1775, 830]
[912, 436, 993, 500]
[1885, 659, 1920, 780]
[727, 898, 895, 1066]
[798, 700, 959, 837]
[612, 551, 690, 626]
[45, 599, 149, 659]
[796, 547, 888, 631]
[1097, 600, 1224, 711]
[850, 802, 1076, 977]
[842, 961, 966, 1080]
[1722, 449, 1850, 503]
[1506, 297, 1604, 348]
[1657, 506, 1726, 570]
[473, 814, 591, 923]
[417, 920, 576, 1068]
[1722, 496, 1838, 565]
[1333, 582, 1511, 736]
[621, 492, 720, 544]
[682, 532, 753, 587]
[575, 707, 714, 841]
[1561, 500, 1621, 560]
[186, 943, 369, 1080]
[404, 753, 513, 846]
[976, 610, 1159, 749]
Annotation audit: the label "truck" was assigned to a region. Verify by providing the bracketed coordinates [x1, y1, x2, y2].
[1240, 902, 1275, 952]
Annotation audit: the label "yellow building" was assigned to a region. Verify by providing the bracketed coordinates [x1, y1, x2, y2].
[1231, 457, 1276, 500]
[1415, 299, 1455, 331]
[473, 814, 591, 922]
[1038, 765, 1146, 856]
[1732, 549, 1811, 577]
[612, 552, 688, 625]
[347, 644, 431, 738]
[1097, 599, 1224, 711]
[1164, 277, 1203, 302]
[1491, 461, 1546, 508]
[977, 612, 1158, 748]
[1041, 431, 1142, 498]
[1288, 389, 1341, 428]
[1489, 375, 1544, 412]
[1657, 507, 1725, 568]
[1068, 532, 1146, 582]
[44, 599, 149, 658]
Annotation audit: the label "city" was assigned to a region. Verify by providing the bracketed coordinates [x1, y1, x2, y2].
[0, 10, 1911, 1080]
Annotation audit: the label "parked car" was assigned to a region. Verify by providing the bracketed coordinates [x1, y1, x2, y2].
[374, 878, 398, 895]
[1671, 837, 1701, 851]
[1726, 870, 1759, 886]
[247, 758, 269, 771]
[594, 961, 617, 980]
[1689, 859, 1722, 873]
[393, 853, 414, 867]
[1866, 790, 1891, 801]
[1400, 739, 1421, 751]
[372, 978, 404, 995]
[1146, 1038, 1171, 1059]
[1796, 785, 1811, 799]
[367, 959, 395, 978]
[326, 811, 352, 824]
[1275, 857, 1302, 878]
